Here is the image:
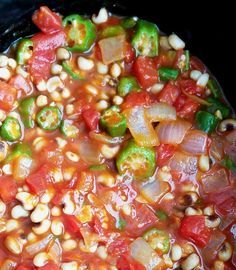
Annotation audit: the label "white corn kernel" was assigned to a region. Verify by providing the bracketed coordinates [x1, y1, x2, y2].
[168, 34, 185, 50]
[78, 57, 94, 71]
[66, 151, 80, 162]
[51, 219, 64, 236]
[63, 167, 76, 181]
[92, 8, 108, 24]
[50, 90, 62, 102]
[101, 144, 120, 159]
[205, 216, 221, 228]
[97, 172, 115, 187]
[51, 63, 63, 75]
[16, 65, 29, 78]
[66, 104, 74, 115]
[30, 203, 49, 223]
[150, 83, 165, 94]
[171, 244, 182, 261]
[181, 253, 200, 270]
[0, 199, 6, 218]
[113, 95, 123, 105]
[122, 204, 132, 216]
[62, 239, 78, 251]
[11, 205, 29, 219]
[0, 55, 8, 67]
[85, 84, 98, 96]
[97, 61, 108, 74]
[0, 67, 11, 81]
[16, 192, 39, 211]
[63, 194, 76, 215]
[160, 36, 172, 50]
[33, 252, 50, 267]
[55, 137, 67, 149]
[4, 236, 23, 255]
[5, 219, 19, 232]
[96, 245, 108, 260]
[61, 261, 78, 270]
[36, 95, 48, 107]
[214, 260, 225, 270]
[56, 48, 70, 61]
[196, 73, 209, 88]
[40, 190, 54, 204]
[203, 205, 214, 216]
[218, 242, 233, 261]
[33, 137, 47, 152]
[27, 232, 37, 242]
[8, 58, 17, 69]
[2, 163, 13, 175]
[110, 63, 121, 78]
[60, 71, 68, 81]
[62, 87, 71, 99]
[185, 207, 202, 216]
[96, 100, 109, 111]
[36, 80, 47, 91]
[51, 206, 61, 217]
[199, 155, 210, 172]
[190, 70, 202, 81]
[32, 219, 51, 235]
[0, 220, 6, 233]
[47, 76, 64, 93]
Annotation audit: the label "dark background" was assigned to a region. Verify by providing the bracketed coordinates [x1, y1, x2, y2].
[0, 0, 235, 105]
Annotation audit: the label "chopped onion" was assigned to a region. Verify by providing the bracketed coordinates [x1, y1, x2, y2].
[201, 167, 230, 194]
[124, 106, 159, 147]
[130, 237, 163, 269]
[224, 130, 236, 163]
[146, 103, 176, 122]
[182, 90, 211, 106]
[180, 130, 208, 155]
[48, 240, 62, 264]
[25, 234, 53, 256]
[139, 179, 170, 204]
[98, 35, 125, 64]
[89, 131, 125, 144]
[156, 119, 191, 145]
[202, 231, 226, 266]
[210, 134, 224, 161]
[13, 155, 33, 181]
[78, 139, 103, 164]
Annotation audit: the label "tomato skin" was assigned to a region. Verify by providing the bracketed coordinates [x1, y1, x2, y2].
[32, 6, 62, 34]
[215, 197, 236, 218]
[0, 176, 17, 203]
[179, 215, 211, 248]
[122, 91, 152, 110]
[37, 262, 59, 270]
[107, 237, 130, 257]
[82, 109, 100, 131]
[190, 56, 206, 72]
[175, 94, 199, 118]
[63, 215, 81, 235]
[16, 266, 34, 270]
[9, 75, 33, 98]
[124, 42, 135, 63]
[156, 144, 176, 167]
[117, 255, 145, 270]
[0, 80, 17, 111]
[158, 81, 180, 105]
[179, 79, 204, 96]
[133, 56, 158, 89]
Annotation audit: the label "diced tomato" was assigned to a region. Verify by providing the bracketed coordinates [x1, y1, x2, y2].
[117, 255, 145, 270]
[190, 56, 206, 73]
[179, 79, 204, 96]
[175, 95, 200, 118]
[122, 91, 152, 110]
[124, 42, 135, 63]
[63, 215, 81, 235]
[37, 262, 59, 270]
[107, 237, 131, 257]
[215, 197, 236, 218]
[16, 266, 33, 270]
[30, 31, 65, 83]
[179, 215, 211, 248]
[82, 109, 100, 131]
[122, 203, 157, 237]
[0, 80, 17, 111]
[25, 164, 52, 195]
[0, 176, 17, 203]
[32, 6, 62, 34]
[156, 144, 176, 167]
[95, 44, 102, 61]
[133, 56, 158, 89]
[9, 75, 33, 97]
[158, 81, 180, 105]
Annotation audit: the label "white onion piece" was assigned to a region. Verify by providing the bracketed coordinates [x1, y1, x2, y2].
[201, 167, 230, 193]
[89, 131, 125, 144]
[210, 134, 224, 161]
[156, 119, 191, 145]
[78, 140, 103, 164]
[130, 237, 163, 269]
[180, 130, 208, 155]
[146, 103, 176, 122]
[98, 35, 125, 64]
[139, 179, 170, 204]
[48, 240, 62, 264]
[25, 234, 53, 256]
[124, 106, 159, 147]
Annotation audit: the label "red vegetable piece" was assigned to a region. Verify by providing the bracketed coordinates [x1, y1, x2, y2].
[37, 262, 59, 270]
[122, 91, 152, 110]
[0, 80, 17, 111]
[82, 109, 100, 131]
[0, 176, 18, 203]
[156, 144, 176, 167]
[9, 75, 33, 97]
[158, 81, 180, 105]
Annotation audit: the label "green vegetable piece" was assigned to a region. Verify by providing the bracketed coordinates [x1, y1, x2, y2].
[60, 119, 79, 138]
[195, 111, 219, 133]
[206, 97, 231, 119]
[221, 156, 236, 173]
[5, 142, 31, 163]
[116, 218, 127, 230]
[101, 25, 125, 38]
[63, 14, 96, 52]
[0, 117, 22, 142]
[89, 164, 107, 171]
[117, 76, 140, 97]
[207, 78, 222, 99]
[183, 50, 190, 71]
[62, 61, 84, 80]
[36, 106, 62, 131]
[19, 97, 36, 128]
[132, 19, 158, 57]
[156, 210, 168, 221]
[143, 228, 170, 254]
[121, 17, 137, 29]
[16, 38, 33, 65]
[116, 140, 156, 181]
[100, 107, 127, 137]
[159, 67, 179, 81]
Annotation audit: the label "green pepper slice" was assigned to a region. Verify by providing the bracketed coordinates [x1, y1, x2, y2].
[159, 67, 179, 81]
[121, 17, 137, 29]
[206, 97, 231, 119]
[100, 107, 127, 137]
[62, 61, 84, 80]
[101, 25, 126, 38]
[16, 38, 33, 65]
[183, 50, 190, 71]
[117, 76, 140, 97]
[60, 119, 79, 138]
[116, 140, 156, 181]
[5, 142, 32, 163]
[36, 106, 62, 131]
[143, 228, 170, 254]
[19, 97, 36, 128]
[0, 116, 22, 142]
[89, 164, 107, 171]
[195, 111, 219, 133]
[62, 14, 96, 52]
[207, 78, 222, 99]
[132, 19, 158, 57]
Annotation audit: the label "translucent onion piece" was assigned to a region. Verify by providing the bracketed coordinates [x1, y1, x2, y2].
[78, 139, 103, 164]
[25, 234, 53, 256]
[146, 102, 176, 122]
[48, 239, 62, 264]
[89, 131, 125, 144]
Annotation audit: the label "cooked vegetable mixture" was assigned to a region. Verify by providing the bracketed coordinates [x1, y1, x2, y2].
[0, 6, 235, 270]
